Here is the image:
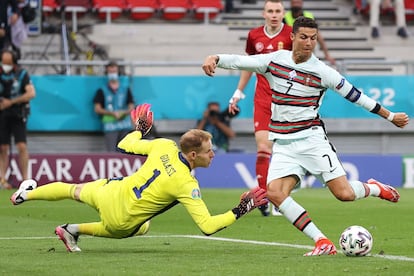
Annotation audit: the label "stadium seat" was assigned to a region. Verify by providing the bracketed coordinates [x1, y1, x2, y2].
[191, 0, 223, 24]
[57, 0, 92, 32]
[92, 0, 126, 23]
[126, 0, 159, 20]
[405, 0, 414, 21]
[354, 0, 414, 21]
[43, 0, 59, 17]
[354, 0, 370, 16]
[159, 0, 191, 20]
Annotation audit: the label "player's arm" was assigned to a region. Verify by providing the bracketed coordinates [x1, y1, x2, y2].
[117, 131, 150, 154]
[229, 71, 249, 114]
[328, 69, 409, 128]
[229, 31, 255, 112]
[117, 104, 156, 154]
[0, 75, 35, 109]
[317, 32, 335, 65]
[179, 186, 267, 235]
[202, 54, 269, 77]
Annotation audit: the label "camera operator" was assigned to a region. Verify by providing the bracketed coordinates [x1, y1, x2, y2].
[196, 102, 238, 153]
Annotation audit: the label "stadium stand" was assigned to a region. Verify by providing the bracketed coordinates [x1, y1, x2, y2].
[191, 0, 223, 24]
[42, 0, 59, 17]
[92, 0, 126, 23]
[59, 0, 92, 32]
[158, 0, 191, 20]
[127, 0, 160, 20]
[354, 0, 414, 20]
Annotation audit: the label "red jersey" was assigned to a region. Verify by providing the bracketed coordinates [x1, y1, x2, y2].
[245, 24, 293, 105]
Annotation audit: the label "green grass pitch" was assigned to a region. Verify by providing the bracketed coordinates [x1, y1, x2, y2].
[1, 188, 413, 275]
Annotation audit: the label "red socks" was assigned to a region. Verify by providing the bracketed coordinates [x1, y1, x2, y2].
[256, 151, 271, 190]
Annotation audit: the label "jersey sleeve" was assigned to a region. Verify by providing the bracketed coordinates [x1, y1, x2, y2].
[217, 53, 273, 75]
[245, 31, 256, 55]
[117, 131, 177, 156]
[177, 182, 236, 235]
[322, 64, 377, 112]
[117, 131, 151, 155]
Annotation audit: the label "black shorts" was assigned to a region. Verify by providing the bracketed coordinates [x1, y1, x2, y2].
[0, 114, 27, 145]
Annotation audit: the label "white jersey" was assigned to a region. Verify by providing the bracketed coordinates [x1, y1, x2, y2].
[217, 50, 376, 140]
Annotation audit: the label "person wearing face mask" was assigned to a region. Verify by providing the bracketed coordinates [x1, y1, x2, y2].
[284, 0, 336, 65]
[0, 49, 35, 189]
[93, 61, 135, 152]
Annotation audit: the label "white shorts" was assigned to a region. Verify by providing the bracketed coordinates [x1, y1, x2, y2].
[268, 131, 346, 187]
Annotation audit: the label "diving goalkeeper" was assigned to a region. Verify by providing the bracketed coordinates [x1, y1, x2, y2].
[10, 103, 267, 252]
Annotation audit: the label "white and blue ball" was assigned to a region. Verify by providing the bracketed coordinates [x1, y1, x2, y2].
[339, 225, 373, 257]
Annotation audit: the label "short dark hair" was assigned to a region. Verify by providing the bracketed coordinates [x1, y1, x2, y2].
[292, 16, 318, 33]
[180, 129, 212, 154]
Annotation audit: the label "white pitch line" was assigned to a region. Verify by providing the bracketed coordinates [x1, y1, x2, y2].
[144, 234, 414, 262]
[1, 234, 414, 262]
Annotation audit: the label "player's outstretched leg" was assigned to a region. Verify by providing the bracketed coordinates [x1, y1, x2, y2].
[55, 224, 81, 252]
[367, 178, 400, 202]
[304, 238, 337, 256]
[10, 179, 37, 205]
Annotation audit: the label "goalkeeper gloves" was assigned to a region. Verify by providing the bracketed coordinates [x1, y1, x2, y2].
[130, 103, 154, 136]
[232, 186, 268, 219]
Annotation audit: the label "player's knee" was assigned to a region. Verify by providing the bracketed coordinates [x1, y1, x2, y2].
[134, 221, 150, 236]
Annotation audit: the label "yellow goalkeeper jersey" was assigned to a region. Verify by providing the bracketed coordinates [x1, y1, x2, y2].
[97, 131, 236, 236]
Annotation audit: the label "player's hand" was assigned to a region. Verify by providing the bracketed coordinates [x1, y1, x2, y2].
[232, 186, 268, 219]
[228, 89, 245, 115]
[202, 55, 218, 77]
[391, 112, 409, 128]
[228, 101, 240, 115]
[130, 103, 154, 136]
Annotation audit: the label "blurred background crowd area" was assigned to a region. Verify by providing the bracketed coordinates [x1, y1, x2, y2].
[16, 0, 414, 154]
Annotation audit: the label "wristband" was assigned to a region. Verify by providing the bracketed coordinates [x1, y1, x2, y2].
[387, 112, 395, 122]
[231, 207, 241, 220]
[229, 89, 246, 104]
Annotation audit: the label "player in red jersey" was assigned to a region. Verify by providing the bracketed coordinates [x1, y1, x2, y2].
[229, 0, 292, 216]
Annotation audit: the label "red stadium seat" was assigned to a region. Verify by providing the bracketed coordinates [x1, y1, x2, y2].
[159, 0, 191, 20]
[354, 0, 369, 16]
[354, 0, 413, 21]
[92, 0, 126, 22]
[56, 0, 91, 32]
[191, 0, 223, 23]
[126, 0, 159, 20]
[405, 0, 414, 21]
[43, 0, 59, 16]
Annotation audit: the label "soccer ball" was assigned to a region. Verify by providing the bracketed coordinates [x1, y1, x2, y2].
[339, 225, 373, 257]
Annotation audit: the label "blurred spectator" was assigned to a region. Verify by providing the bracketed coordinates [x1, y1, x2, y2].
[225, 0, 234, 13]
[369, 0, 408, 38]
[196, 102, 237, 153]
[10, 0, 30, 60]
[0, 49, 35, 189]
[284, 0, 336, 65]
[0, 0, 18, 51]
[93, 61, 135, 152]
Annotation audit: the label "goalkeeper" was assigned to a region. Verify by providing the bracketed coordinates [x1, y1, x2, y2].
[10, 103, 267, 252]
